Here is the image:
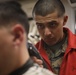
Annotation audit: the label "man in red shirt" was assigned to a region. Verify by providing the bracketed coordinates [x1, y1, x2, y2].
[32, 0, 76, 75]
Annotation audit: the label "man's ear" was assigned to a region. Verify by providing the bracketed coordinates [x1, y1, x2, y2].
[63, 15, 68, 26]
[12, 24, 25, 45]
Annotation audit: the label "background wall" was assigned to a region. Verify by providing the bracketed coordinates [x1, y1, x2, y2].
[61, 0, 76, 33]
[19, 0, 38, 18]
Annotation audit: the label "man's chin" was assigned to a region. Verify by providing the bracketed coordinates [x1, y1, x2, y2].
[45, 41, 57, 46]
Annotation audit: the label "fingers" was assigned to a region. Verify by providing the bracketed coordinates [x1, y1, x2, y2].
[32, 56, 43, 68]
[32, 56, 43, 64]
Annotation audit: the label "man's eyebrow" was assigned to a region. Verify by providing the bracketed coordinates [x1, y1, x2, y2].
[36, 20, 58, 25]
[47, 20, 58, 23]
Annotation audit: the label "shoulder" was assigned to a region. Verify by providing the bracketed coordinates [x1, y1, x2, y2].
[73, 34, 76, 43]
[75, 34, 76, 45]
[75, 34, 76, 38]
[23, 64, 56, 75]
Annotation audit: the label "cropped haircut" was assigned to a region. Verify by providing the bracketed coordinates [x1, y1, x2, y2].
[33, 0, 65, 17]
[0, 1, 29, 34]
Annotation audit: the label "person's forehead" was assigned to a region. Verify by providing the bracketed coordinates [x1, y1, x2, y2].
[34, 12, 59, 23]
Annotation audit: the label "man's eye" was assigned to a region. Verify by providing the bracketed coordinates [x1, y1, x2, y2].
[48, 21, 58, 27]
[36, 23, 44, 29]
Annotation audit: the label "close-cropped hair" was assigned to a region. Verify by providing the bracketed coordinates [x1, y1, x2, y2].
[33, 0, 65, 17]
[0, 1, 29, 34]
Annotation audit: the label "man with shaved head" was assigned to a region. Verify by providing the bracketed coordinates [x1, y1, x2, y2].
[32, 0, 76, 75]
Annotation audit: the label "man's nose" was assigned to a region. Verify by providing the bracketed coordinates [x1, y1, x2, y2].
[44, 27, 52, 36]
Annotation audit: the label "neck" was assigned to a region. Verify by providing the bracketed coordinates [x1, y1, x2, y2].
[0, 49, 30, 75]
